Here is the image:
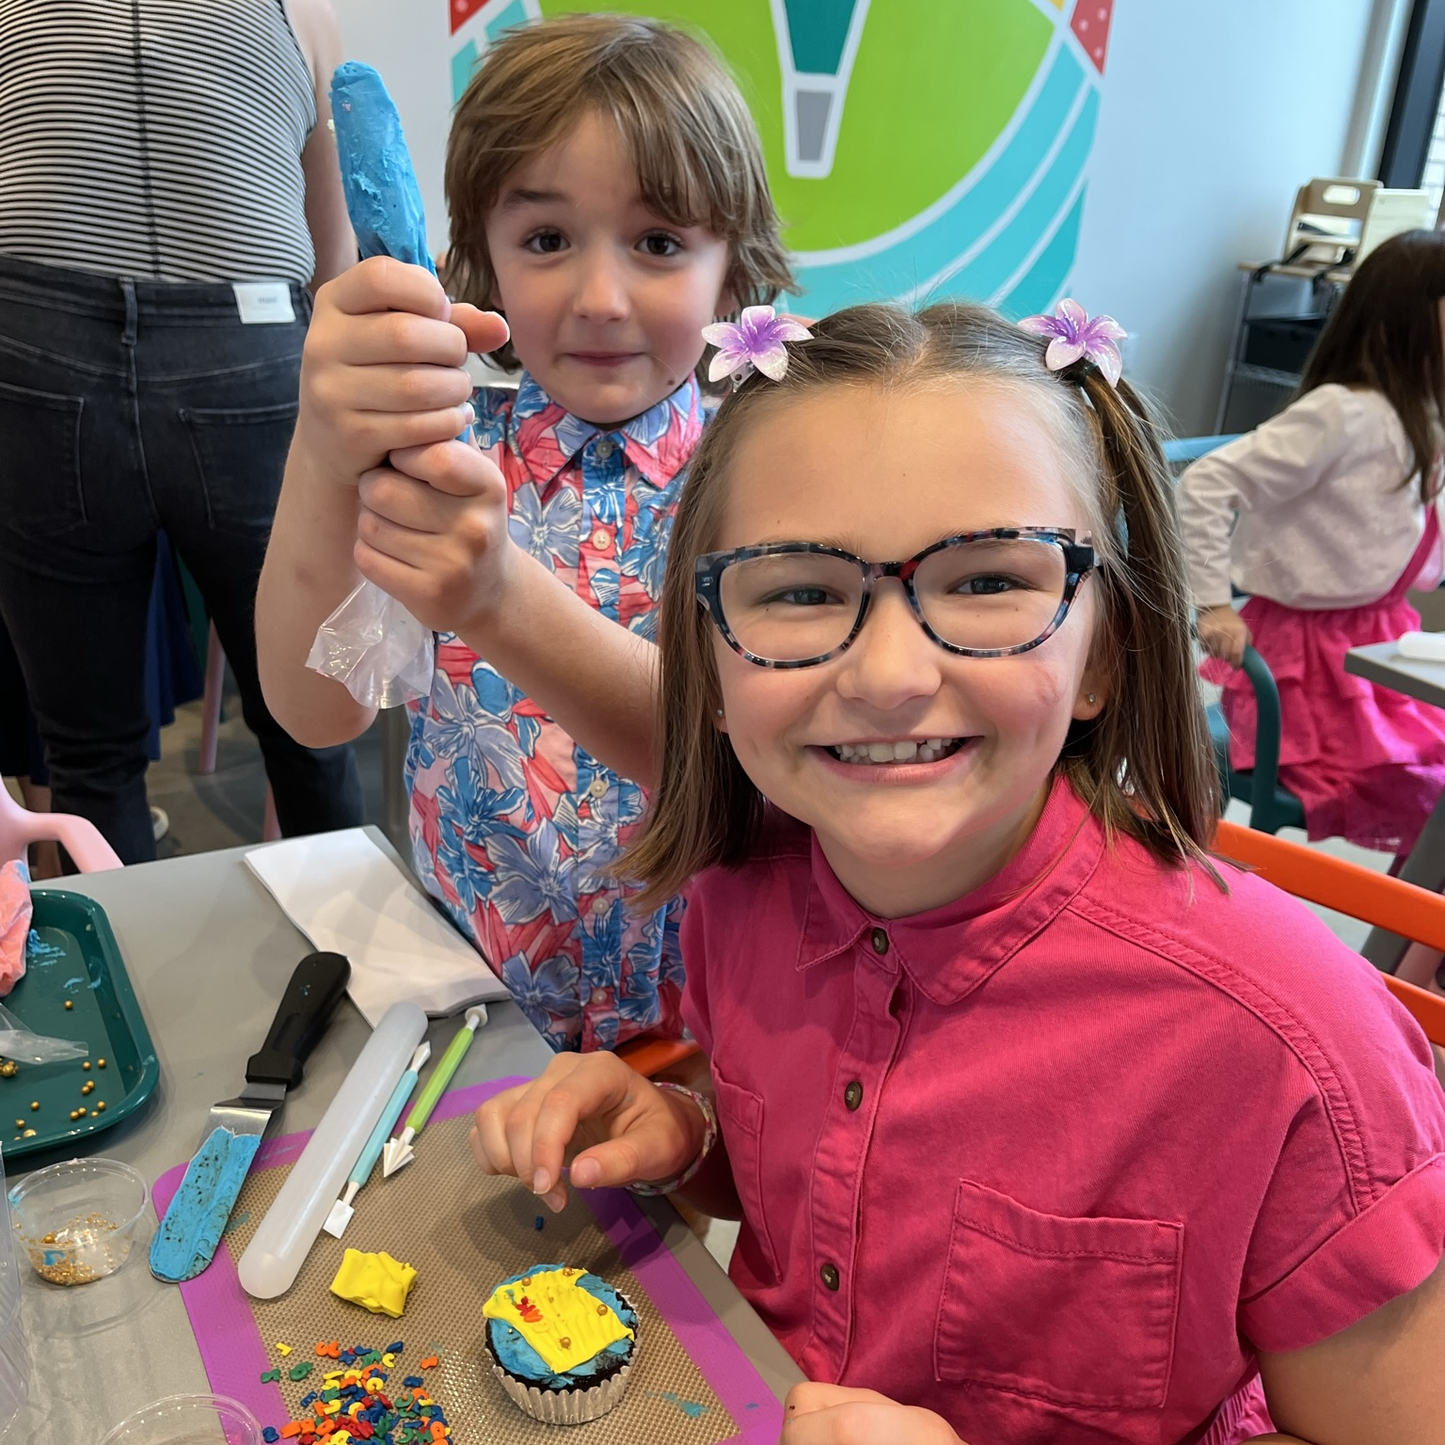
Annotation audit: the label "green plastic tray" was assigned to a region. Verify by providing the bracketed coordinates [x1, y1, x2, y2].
[1, 889, 159, 1160]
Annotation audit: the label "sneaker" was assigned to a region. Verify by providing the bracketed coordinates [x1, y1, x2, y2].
[150, 806, 169, 842]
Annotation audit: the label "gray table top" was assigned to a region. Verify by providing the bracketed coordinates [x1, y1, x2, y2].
[1345, 640, 1445, 710]
[11, 827, 799, 1442]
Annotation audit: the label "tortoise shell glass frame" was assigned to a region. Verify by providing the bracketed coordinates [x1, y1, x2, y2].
[693, 526, 1098, 669]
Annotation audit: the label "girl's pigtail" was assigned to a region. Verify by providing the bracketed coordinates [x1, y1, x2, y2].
[1067, 369, 1223, 873]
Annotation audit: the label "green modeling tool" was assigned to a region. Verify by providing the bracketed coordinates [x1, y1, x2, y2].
[380, 1005, 486, 1177]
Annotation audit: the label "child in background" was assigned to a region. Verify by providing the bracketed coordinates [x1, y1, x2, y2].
[1182, 229, 1445, 857]
[258, 15, 792, 1051]
[470, 302, 1445, 1445]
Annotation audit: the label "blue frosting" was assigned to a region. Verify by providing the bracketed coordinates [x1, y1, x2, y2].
[329, 62, 434, 272]
[149, 1126, 261, 1282]
[487, 1266, 636, 1389]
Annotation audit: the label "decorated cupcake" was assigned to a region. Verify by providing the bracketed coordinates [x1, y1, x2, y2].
[482, 1263, 639, 1424]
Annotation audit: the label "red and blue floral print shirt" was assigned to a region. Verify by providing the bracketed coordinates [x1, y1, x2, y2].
[405, 373, 703, 1052]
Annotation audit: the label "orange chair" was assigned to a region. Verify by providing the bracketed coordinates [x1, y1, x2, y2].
[1213, 819, 1445, 1045]
[615, 1036, 699, 1078]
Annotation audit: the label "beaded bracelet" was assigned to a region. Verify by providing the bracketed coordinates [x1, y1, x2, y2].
[627, 1083, 718, 1197]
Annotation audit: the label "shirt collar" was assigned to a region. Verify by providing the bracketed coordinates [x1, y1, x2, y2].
[795, 776, 1105, 1005]
[506, 372, 704, 487]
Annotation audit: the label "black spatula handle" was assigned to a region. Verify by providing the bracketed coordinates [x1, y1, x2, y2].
[245, 951, 351, 1090]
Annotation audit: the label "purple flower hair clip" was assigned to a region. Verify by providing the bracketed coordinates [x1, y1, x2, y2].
[1018, 298, 1127, 388]
[702, 305, 812, 387]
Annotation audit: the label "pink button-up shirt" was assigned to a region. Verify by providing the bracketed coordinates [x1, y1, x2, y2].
[682, 780, 1445, 1445]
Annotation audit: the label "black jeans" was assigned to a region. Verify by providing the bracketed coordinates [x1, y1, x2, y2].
[0, 254, 362, 862]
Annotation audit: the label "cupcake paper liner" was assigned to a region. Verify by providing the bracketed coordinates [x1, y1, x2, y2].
[492, 1350, 636, 1425]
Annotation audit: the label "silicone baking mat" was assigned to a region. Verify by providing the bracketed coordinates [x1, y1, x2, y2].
[153, 1077, 782, 1444]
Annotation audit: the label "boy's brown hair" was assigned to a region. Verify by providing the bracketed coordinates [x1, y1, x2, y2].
[626, 301, 1222, 907]
[443, 13, 795, 371]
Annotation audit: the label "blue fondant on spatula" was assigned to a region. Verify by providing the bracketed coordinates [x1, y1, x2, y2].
[149, 1127, 263, 1282]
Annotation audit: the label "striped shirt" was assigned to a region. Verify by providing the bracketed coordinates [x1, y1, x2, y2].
[0, 0, 318, 284]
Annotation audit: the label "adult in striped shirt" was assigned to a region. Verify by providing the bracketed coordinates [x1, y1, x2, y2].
[0, 0, 363, 861]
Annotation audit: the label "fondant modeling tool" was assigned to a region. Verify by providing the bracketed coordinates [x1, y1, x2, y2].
[381, 1005, 487, 1177]
[150, 951, 351, 1283]
[237, 1000, 428, 1299]
[323, 1040, 430, 1238]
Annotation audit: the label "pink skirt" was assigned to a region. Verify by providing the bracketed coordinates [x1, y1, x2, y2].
[1203, 594, 1445, 855]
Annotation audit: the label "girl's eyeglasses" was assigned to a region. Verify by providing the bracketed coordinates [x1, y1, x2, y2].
[694, 528, 1098, 669]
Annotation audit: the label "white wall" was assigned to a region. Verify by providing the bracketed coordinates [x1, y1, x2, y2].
[1069, 0, 1385, 435]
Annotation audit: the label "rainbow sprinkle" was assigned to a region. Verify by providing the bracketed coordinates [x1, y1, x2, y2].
[263, 1343, 449, 1444]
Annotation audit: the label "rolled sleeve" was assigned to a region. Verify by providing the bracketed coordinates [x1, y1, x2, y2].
[1240, 1153, 1445, 1352]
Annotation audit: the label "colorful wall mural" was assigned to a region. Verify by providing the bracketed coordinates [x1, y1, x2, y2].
[446, 0, 1113, 319]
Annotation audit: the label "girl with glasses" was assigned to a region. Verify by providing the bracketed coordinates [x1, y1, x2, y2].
[471, 301, 1445, 1445]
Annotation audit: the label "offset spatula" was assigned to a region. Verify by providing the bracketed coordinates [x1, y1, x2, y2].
[150, 950, 350, 1283]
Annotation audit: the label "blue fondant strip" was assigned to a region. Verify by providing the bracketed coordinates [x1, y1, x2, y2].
[149, 1126, 262, 1282]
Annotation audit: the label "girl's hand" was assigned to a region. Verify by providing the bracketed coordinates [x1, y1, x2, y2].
[296, 255, 508, 483]
[1197, 603, 1252, 668]
[781, 1384, 966, 1444]
[353, 436, 519, 635]
[470, 1053, 705, 1212]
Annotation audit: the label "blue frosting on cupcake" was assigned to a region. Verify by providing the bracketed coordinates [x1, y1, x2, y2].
[485, 1266, 637, 1390]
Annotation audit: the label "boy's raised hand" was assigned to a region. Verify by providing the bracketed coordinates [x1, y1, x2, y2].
[781, 1385, 966, 1445]
[470, 1053, 705, 1213]
[296, 255, 508, 480]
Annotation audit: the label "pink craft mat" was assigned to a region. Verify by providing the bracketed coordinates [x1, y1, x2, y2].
[153, 1077, 783, 1444]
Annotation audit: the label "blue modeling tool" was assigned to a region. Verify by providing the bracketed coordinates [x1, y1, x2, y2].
[322, 1040, 430, 1238]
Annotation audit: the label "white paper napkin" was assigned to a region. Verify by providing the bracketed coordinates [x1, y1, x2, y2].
[244, 829, 510, 1026]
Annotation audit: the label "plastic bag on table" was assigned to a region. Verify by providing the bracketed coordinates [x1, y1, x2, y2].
[0, 1002, 87, 1065]
[305, 579, 435, 708]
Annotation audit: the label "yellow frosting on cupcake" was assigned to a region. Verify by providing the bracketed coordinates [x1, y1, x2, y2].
[482, 1268, 635, 1374]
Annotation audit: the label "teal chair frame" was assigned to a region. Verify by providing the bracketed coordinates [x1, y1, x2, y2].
[1168, 434, 1305, 834]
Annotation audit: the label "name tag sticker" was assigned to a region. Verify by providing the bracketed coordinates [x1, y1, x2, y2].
[232, 282, 296, 324]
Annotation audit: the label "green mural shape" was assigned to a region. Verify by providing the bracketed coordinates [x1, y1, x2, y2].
[541, 0, 1051, 252]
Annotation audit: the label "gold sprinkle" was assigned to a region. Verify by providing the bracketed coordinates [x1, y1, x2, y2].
[29, 1102, 38, 1112]
[63, 1000, 72, 1010]
[68, 1111, 78, 1121]
[596, 1304, 608, 1315]
[81, 1082, 93, 1095]
[82, 1062, 90, 1072]
[21, 1129, 34, 1139]
[558, 1336, 571, 1349]
[12, 1121, 21, 1130]
[95, 1101, 105, 1112]
[97, 1060, 106, 1069]
[0, 1062, 17, 1078]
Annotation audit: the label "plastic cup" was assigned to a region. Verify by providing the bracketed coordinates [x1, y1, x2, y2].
[0, 1144, 29, 1431]
[8, 1157, 148, 1285]
[97, 1394, 262, 1445]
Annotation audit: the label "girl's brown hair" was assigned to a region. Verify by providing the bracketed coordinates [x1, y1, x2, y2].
[626, 301, 1222, 906]
[1299, 228, 1445, 501]
[443, 13, 795, 371]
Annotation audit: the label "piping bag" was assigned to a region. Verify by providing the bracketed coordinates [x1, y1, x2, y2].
[306, 61, 441, 708]
[237, 1001, 428, 1299]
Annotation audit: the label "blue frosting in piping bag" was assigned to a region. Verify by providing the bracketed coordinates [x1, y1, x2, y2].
[329, 61, 435, 270]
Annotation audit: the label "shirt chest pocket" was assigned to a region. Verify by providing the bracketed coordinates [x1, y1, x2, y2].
[934, 1180, 1182, 1412]
[712, 1070, 781, 1285]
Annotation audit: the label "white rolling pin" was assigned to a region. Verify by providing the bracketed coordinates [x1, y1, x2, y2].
[1397, 631, 1445, 663]
[238, 1000, 429, 1299]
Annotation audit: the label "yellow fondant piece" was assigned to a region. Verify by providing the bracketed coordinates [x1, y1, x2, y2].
[329, 1248, 417, 1318]
[482, 1268, 634, 1374]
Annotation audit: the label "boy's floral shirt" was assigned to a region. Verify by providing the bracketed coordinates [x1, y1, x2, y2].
[405, 373, 702, 1052]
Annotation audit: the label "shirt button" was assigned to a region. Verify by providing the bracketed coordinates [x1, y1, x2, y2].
[591, 527, 611, 550]
[843, 1080, 863, 1112]
[820, 1262, 840, 1291]
[588, 774, 609, 798]
[594, 437, 615, 459]
[870, 927, 889, 955]
[590, 896, 610, 915]
[590, 986, 608, 1004]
